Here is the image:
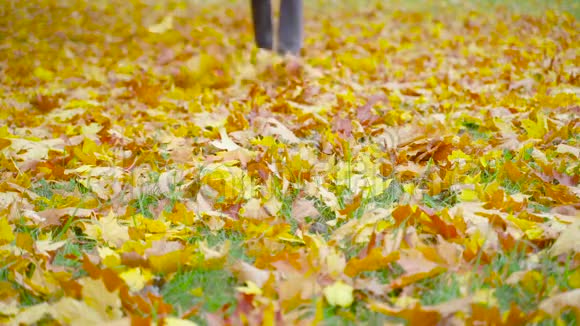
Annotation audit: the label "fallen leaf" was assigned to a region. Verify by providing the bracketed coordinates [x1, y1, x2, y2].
[148, 15, 174, 34]
[539, 288, 580, 317]
[549, 220, 580, 257]
[0, 216, 15, 245]
[39, 207, 94, 227]
[323, 281, 354, 308]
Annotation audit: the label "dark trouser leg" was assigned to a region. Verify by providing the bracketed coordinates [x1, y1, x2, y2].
[278, 0, 303, 55]
[251, 0, 273, 50]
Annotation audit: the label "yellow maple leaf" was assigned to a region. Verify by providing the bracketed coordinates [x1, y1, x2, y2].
[164, 317, 199, 326]
[0, 217, 15, 245]
[210, 128, 241, 151]
[120, 268, 152, 293]
[521, 113, 547, 139]
[81, 277, 123, 321]
[539, 289, 580, 317]
[237, 281, 262, 295]
[148, 15, 174, 34]
[567, 268, 580, 288]
[201, 163, 251, 202]
[550, 220, 580, 256]
[11, 303, 51, 325]
[97, 247, 121, 269]
[50, 297, 104, 324]
[83, 211, 129, 248]
[323, 281, 354, 308]
[459, 188, 479, 202]
[448, 149, 472, 163]
[33, 67, 54, 81]
[144, 219, 167, 234]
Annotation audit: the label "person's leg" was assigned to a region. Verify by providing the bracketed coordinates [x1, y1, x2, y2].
[278, 0, 303, 55]
[251, 0, 273, 50]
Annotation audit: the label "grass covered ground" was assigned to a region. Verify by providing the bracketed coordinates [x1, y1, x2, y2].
[0, 0, 578, 325]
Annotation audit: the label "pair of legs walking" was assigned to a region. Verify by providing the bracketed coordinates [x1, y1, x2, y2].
[250, 0, 303, 55]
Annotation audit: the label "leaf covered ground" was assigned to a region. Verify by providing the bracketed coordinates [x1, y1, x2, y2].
[1, 0, 579, 325]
